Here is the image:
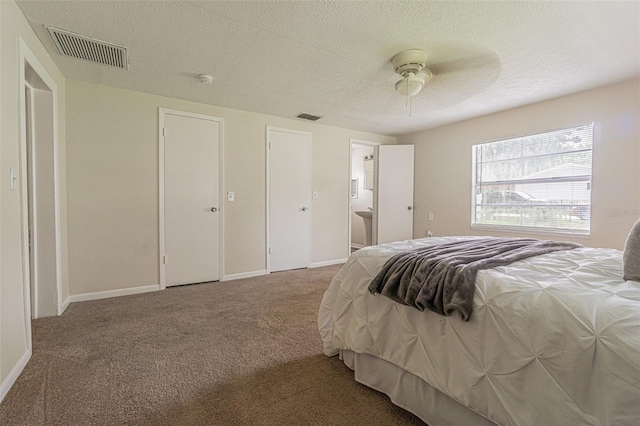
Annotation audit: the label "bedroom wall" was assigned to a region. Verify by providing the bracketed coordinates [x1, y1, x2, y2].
[399, 78, 640, 250]
[0, 0, 68, 401]
[65, 80, 395, 296]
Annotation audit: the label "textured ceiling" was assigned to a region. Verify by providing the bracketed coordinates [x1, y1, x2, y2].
[16, 1, 640, 136]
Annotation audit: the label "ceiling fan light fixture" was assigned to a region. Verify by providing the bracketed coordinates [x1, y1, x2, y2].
[395, 72, 425, 97]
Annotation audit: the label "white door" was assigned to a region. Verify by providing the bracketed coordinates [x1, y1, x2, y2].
[376, 145, 414, 244]
[162, 111, 221, 287]
[25, 82, 58, 318]
[268, 127, 311, 272]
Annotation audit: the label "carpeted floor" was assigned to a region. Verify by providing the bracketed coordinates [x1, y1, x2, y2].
[0, 265, 423, 425]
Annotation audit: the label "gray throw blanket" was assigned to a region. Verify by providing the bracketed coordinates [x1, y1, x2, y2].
[368, 237, 582, 321]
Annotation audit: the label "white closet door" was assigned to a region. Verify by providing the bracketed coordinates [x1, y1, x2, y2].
[268, 127, 311, 272]
[163, 112, 220, 286]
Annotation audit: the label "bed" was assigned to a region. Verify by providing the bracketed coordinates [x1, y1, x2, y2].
[318, 236, 640, 425]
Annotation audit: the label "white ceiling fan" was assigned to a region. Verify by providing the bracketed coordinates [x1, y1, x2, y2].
[391, 49, 432, 98]
[389, 47, 501, 117]
[391, 49, 431, 116]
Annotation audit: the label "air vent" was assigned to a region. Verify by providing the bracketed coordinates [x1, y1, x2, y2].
[296, 112, 323, 121]
[45, 26, 128, 70]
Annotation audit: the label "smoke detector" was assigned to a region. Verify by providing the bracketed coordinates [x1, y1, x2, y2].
[197, 74, 213, 84]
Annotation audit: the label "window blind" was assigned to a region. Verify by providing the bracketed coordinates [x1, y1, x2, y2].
[472, 123, 594, 234]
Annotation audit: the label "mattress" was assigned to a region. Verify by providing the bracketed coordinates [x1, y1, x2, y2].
[318, 237, 640, 425]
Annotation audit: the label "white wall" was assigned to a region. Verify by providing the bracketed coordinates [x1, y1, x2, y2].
[399, 79, 640, 250]
[0, 0, 68, 402]
[350, 144, 374, 246]
[65, 80, 396, 295]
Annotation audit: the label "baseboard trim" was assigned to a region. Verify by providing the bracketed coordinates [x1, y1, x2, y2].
[350, 243, 364, 249]
[0, 349, 31, 404]
[309, 258, 348, 268]
[69, 285, 160, 303]
[59, 296, 71, 315]
[222, 270, 267, 281]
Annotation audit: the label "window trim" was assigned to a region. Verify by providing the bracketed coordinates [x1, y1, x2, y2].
[470, 123, 594, 236]
[470, 223, 591, 237]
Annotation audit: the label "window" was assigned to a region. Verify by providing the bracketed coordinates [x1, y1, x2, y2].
[472, 123, 593, 234]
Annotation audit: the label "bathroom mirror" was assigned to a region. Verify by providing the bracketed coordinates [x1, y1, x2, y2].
[364, 157, 374, 190]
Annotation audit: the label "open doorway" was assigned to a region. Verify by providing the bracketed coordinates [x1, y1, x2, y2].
[349, 139, 379, 253]
[20, 40, 62, 320]
[348, 141, 416, 253]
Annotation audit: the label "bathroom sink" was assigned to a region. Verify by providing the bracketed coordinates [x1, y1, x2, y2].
[355, 211, 373, 246]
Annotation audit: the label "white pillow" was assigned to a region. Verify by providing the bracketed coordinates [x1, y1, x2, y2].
[623, 219, 640, 281]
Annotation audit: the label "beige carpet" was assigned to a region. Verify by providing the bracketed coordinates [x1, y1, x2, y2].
[0, 265, 423, 425]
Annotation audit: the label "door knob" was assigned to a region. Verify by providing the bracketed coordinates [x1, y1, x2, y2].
[407, 206, 413, 210]
[211, 207, 218, 212]
[301, 207, 309, 211]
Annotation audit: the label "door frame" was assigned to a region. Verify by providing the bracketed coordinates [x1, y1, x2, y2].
[348, 139, 380, 252]
[18, 38, 63, 325]
[265, 126, 312, 273]
[158, 108, 224, 289]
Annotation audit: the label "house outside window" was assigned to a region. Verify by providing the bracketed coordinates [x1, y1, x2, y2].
[472, 123, 594, 235]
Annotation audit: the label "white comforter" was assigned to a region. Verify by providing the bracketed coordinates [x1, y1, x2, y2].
[318, 237, 640, 426]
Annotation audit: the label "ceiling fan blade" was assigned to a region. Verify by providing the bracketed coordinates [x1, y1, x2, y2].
[410, 49, 502, 110]
[430, 52, 500, 75]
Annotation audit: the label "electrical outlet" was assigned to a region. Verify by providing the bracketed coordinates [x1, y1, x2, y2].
[227, 191, 235, 202]
[427, 230, 433, 237]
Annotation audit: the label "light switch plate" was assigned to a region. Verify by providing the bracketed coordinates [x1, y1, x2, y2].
[227, 191, 235, 202]
[428, 212, 434, 221]
[312, 191, 318, 199]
